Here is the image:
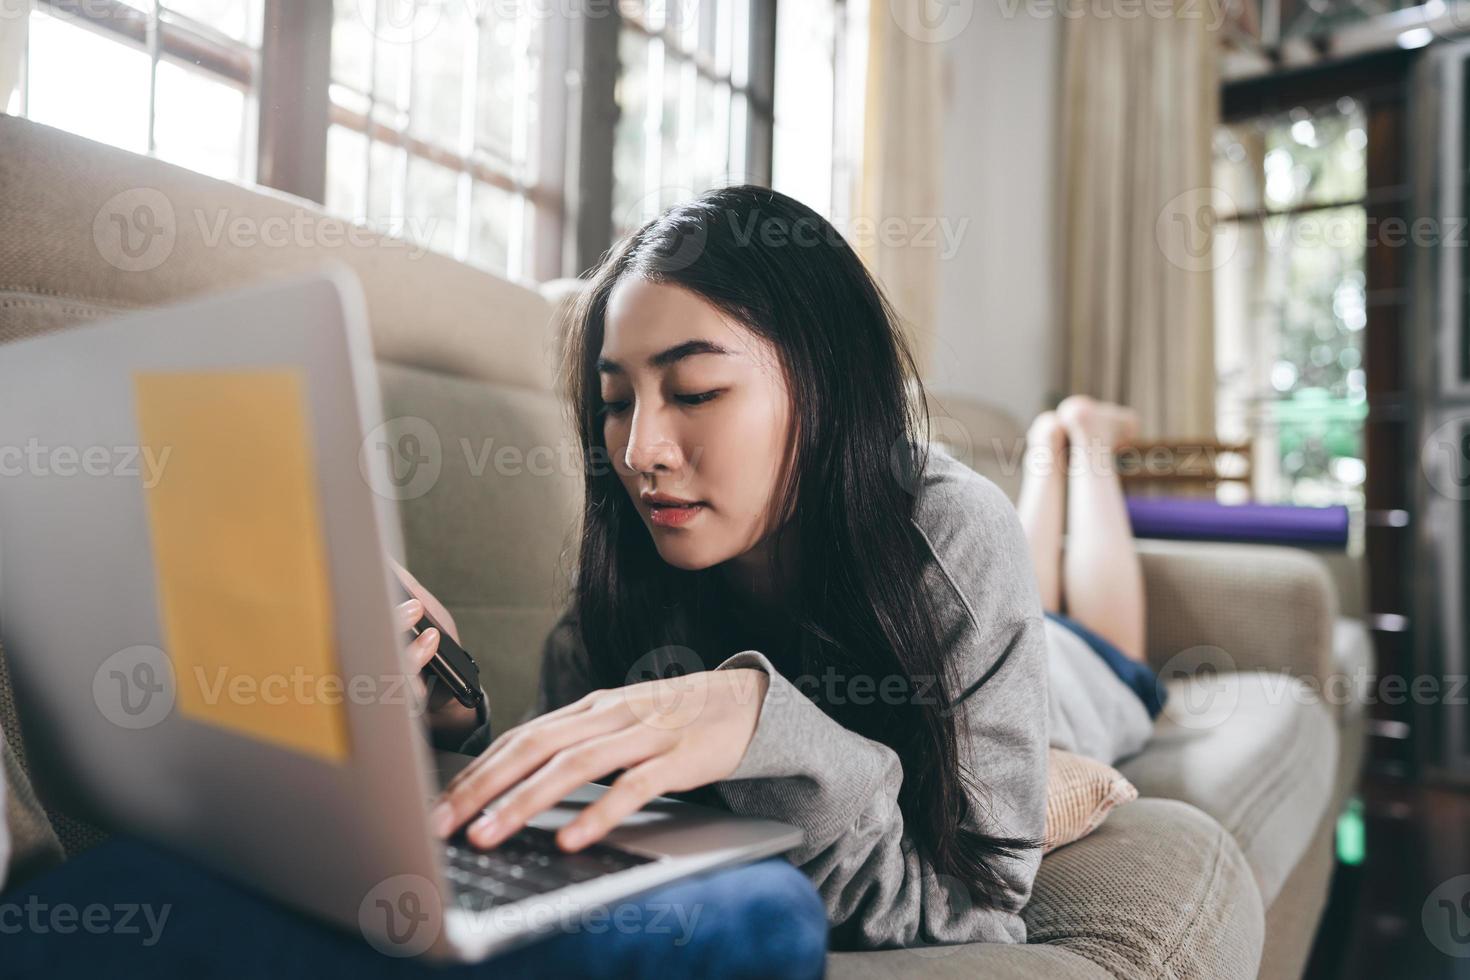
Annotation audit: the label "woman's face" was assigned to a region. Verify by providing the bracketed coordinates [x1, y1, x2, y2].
[598, 277, 793, 572]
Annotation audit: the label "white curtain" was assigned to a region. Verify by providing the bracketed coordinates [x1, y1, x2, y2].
[0, 13, 25, 112]
[853, 1, 944, 378]
[1058, 9, 1221, 439]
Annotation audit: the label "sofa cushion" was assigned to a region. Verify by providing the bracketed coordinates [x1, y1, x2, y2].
[1044, 749, 1138, 854]
[1117, 671, 1337, 906]
[827, 799, 1263, 979]
[377, 363, 582, 729]
[0, 114, 559, 393]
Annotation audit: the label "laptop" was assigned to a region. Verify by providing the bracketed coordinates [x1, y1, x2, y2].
[0, 267, 802, 961]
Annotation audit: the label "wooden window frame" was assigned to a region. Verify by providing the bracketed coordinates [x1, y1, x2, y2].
[571, 0, 776, 276]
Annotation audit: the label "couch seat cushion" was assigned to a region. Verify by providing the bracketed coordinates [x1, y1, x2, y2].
[827, 798, 1263, 979]
[1117, 671, 1336, 905]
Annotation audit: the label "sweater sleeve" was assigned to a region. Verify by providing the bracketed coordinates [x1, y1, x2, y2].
[710, 461, 1050, 949]
[454, 600, 592, 757]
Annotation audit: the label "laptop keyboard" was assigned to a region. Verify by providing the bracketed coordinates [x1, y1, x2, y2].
[444, 825, 655, 911]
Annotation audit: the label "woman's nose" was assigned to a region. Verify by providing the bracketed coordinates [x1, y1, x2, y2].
[624, 410, 682, 474]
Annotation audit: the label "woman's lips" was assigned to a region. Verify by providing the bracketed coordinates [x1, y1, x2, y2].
[647, 501, 705, 528]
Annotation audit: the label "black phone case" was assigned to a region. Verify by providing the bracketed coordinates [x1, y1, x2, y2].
[396, 581, 484, 709]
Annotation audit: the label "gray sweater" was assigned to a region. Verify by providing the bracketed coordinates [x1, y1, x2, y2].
[468, 444, 1150, 948]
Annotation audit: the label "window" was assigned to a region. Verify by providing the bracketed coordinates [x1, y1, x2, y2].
[771, 0, 862, 222]
[325, 1, 551, 280]
[14, 0, 262, 183]
[1213, 97, 1369, 508]
[5, 0, 784, 283]
[610, 0, 773, 238]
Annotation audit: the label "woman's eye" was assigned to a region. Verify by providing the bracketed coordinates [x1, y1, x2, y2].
[597, 400, 631, 418]
[676, 390, 721, 407]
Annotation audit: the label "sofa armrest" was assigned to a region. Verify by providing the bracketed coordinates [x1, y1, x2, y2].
[1135, 538, 1340, 682]
[827, 799, 1263, 980]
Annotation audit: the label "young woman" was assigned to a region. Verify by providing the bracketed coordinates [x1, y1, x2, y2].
[416, 185, 1165, 950]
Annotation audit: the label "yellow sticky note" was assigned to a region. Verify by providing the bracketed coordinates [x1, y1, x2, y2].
[134, 369, 349, 764]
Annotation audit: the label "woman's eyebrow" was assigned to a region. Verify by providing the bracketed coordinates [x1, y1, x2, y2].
[596, 339, 735, 375]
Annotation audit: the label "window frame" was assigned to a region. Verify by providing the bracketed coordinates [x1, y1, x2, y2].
[571, 0, 776, 276]
[25, 0, 262, 181]
[317, 3, 571, 282]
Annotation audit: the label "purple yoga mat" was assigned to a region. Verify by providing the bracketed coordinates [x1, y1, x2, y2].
[1123, 496, 1350, 548]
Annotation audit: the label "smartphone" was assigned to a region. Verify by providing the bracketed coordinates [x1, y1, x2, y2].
[395, 580, 485, 711]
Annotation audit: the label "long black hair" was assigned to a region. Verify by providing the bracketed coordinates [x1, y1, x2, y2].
[560, 184, 1037, 911]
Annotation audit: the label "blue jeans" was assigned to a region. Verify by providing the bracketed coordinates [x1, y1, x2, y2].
[0, 838, 828, 979]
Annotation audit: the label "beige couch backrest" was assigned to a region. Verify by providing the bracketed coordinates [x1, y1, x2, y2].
[0, 115, 560, 392]
[0, 116, 584, 855]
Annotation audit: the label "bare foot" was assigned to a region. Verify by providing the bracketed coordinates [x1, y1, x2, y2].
[1055, 395, 1140, 450]
[1026, 409, 1068, 457]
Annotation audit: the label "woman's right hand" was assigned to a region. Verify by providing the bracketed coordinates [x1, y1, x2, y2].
[390, 560, 481, 744]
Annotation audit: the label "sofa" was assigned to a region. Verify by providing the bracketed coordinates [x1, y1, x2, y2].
[0, 114, 1371, 978]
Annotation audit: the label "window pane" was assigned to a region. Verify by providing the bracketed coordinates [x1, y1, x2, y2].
[410, 3, 469, 149]
[325, 124, 369, 219]
[332, 1, 374, 94]
[1254, 100, 1367, 213]
[1213, 123, 1266, 216]
[729, 90, 748, 181]
[715, 0, 734, 76]
[613, 29, 650, 230]
[469, 181, 514, 275]
[163, 0, 262, 46]
[1212, 100, 1368, 507]
[660, 54, 690, 203]
[403, 156, 461, 257]
[697, 0, 718, 63]
[25, 11, 151, 156]
[476, 14, 518, 159]
[729, 0, 749, 89]
[374, 32, 411, 108]
[1214, 203, 1367, 507]
[367, 140, 405, 230]
[772, 0, 835, 213]
[690, 75, 726, 191]
[153, 59, 248, 181]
